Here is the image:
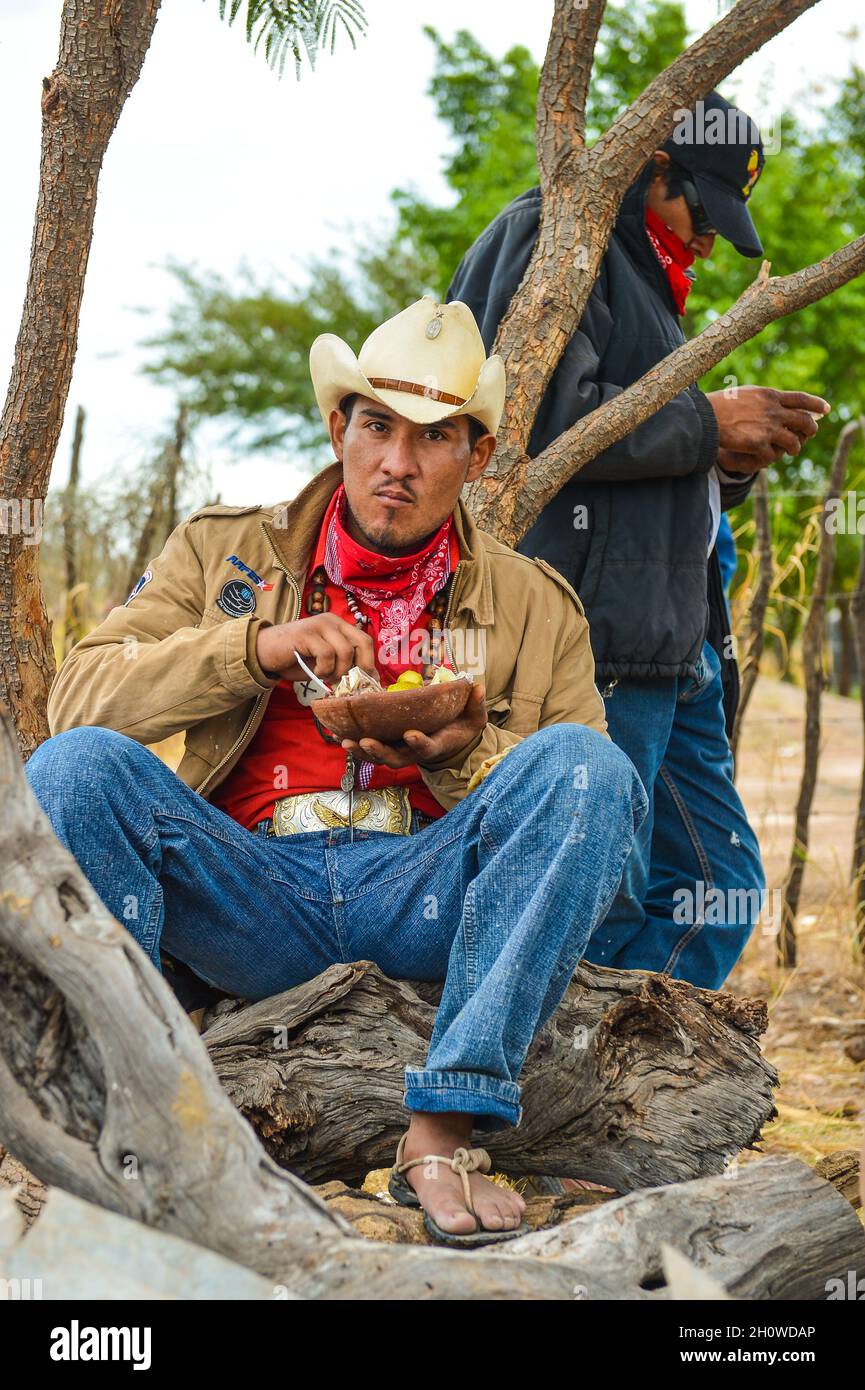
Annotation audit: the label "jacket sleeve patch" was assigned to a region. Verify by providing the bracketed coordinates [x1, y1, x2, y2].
[124, 569, 153, 605]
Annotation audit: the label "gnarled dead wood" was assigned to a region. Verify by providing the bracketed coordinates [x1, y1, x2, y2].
[813, 1150, 861, 1211]
[2, 710, 859, 1300]
[202, 957, 777, 1189]
[0, 705, 622, 1300]
[498, 1154, 865, 1301]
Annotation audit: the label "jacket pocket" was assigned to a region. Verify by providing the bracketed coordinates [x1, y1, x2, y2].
[485, 690, 543, 738]
[485, 693, 512, 726]
[198, 608, 229, 629]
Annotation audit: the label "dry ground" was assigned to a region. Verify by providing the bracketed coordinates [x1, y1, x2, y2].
[731, 676, 864, 1165]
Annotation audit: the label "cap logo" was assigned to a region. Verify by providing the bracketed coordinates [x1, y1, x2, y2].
[742, 149, 761, 200]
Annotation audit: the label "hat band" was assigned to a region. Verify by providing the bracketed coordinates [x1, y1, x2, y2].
[368, 377, 467, 408]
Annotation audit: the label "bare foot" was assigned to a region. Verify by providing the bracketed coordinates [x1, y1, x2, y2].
[401, 1113, 526, 1237]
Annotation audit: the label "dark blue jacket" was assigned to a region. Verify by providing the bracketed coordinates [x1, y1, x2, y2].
[447, 166, 754, 727]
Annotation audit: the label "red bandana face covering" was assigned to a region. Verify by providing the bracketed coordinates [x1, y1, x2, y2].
[322, 483, 455, 678]
[645, 206, 696, 316]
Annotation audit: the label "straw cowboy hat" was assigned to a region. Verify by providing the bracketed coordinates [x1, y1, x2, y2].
[309, 296, 506, 436]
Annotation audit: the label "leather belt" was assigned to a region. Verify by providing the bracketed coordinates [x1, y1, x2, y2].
[269, 785, 425, 836]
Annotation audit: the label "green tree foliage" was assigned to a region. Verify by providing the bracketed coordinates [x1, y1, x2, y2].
[214, 0, 366, 77]
[145, 238, 439, 451]
[147, 0, 692, 450]
[390, 29, 540, 292]
[147, 1, 865, 679]
[391, 4, 688, 290]
[688, 66, 865, 645]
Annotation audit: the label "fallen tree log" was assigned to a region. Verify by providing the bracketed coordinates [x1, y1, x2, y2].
[0, 1185, 279, 1301]
[202, 959, 778, 1190]
[813, 1150, 861, 1210]
[0, 715, 858, 1300]
[498, 1154, 865, 1301]
[5, 1158, 861, 1302]
[0, 707, 645, 1299]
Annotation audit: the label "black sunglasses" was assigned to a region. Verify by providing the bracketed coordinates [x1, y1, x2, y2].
[679, 176, 717, 238]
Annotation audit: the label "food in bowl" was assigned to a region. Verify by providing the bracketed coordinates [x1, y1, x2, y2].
[313, 663, 474, 743]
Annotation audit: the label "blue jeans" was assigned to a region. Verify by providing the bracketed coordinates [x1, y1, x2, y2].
[26, 722, 647, 1131]
[584, 640, 765, 989]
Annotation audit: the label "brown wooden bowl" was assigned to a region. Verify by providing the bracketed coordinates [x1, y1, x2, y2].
[312, 678, 474, 744]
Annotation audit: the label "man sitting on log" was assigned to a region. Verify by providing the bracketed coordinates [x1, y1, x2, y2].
[27, 297, 647, 1247]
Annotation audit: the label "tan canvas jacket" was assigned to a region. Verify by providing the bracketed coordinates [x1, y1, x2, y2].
[48, 461, 608, 812]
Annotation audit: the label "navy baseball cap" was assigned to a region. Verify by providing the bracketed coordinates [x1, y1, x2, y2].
[662, 91, 765, 257]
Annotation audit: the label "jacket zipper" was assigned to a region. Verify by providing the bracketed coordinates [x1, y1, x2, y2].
[195, 557, 301, 797]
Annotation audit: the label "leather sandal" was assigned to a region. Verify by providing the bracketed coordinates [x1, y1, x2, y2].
[388, 1133, 530, 1247]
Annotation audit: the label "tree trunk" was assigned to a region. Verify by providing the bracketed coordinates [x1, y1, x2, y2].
[851, 474, 865, 954]
[835, 593, 854, 697]
[165, 403, 188, 537]
[61, 404, 86, 657]
[780, 422, 859, 964]
[6, 1154, 862, 1300]
[462, 0, 865, 550]
[731, 472, 773, 765]
[490, 0, 821, 470]
[123, 406, 188, 603]
[202, 959, 777, 1190]
[0, 0, 162, 757]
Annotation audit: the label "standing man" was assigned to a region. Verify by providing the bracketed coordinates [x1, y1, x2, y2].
[448, 92, 830, 988]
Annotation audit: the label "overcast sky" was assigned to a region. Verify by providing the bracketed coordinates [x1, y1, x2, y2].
[1, 0, 862, 507]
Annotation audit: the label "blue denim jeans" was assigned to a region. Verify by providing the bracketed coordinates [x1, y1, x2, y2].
[584, 640, 765, 989]
[26, 722, 647, 1131]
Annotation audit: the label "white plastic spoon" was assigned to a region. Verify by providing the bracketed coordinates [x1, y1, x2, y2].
[293, 650, 332, 696]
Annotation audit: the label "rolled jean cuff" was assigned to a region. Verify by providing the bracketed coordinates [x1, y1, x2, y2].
[403, 1067, 522, 1131]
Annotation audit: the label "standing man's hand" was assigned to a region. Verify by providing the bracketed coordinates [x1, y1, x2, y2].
[706, 386, 830, 468]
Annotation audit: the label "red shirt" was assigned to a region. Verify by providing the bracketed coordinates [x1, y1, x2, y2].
[213, 513, 459, 831]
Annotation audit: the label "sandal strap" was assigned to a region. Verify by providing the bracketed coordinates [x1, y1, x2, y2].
[393, 1135, 492, 1216]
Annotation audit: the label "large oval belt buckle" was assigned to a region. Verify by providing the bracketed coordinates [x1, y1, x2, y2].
[272, 786, 413, 836]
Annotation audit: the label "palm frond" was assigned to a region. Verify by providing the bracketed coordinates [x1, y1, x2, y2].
[215, 0, 366, 78]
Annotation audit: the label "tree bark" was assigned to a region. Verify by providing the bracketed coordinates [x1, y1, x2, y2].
[731, 471, 773, 765]
[0, 0, 162, 757]
[780, 421, 859, 964]
[202, 958, 777, 1190]
[813, 1149, 861, 1211]
[61, 405, 86, 657]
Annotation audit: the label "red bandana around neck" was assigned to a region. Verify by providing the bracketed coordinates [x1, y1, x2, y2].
[645, 206, 696, 316]
[322, 483, 455, 665]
